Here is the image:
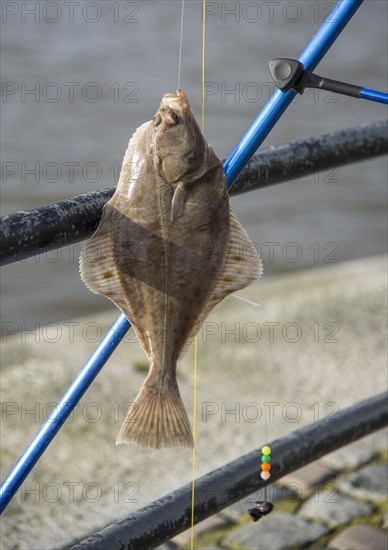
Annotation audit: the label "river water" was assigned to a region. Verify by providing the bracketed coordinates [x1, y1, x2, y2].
[1, 0, 387, 330]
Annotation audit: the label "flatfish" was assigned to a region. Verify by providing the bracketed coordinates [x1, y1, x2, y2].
[80, 89, 262, 449]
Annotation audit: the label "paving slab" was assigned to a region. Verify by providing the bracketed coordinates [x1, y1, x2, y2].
[219, 484, 296, 522]
[338, 463, 388, 502]
[171, 515, 230, 547]
[328, 524, 388, 550]
[280, 463, 335, 498]
[359, 427, 388, 453]
[298, 491, 372, 528]
[383, 509, 388, 529]
[155, 543, 179, 550]
[197, 546, 224, 550]
[319, 443, 376, 471]
[224, 512, 329, 550]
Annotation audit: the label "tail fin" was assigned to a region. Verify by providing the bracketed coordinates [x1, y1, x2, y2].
[116, 380, 194, 449]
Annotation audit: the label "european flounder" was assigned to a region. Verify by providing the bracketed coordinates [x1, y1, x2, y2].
[80, 89, 262, 449]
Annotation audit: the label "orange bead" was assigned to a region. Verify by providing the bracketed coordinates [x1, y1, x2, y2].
[261, 462, 271, 472]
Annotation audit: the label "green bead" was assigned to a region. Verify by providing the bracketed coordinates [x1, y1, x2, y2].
[261, 455, 271, 463]
[261, 445, 271, 455]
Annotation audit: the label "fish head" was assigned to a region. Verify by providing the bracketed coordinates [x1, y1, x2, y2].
[151, 89, 208, 184]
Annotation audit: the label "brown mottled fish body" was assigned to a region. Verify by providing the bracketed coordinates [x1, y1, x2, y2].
[80, 90, 262, 449]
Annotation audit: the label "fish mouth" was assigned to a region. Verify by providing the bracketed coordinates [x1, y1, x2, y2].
[160, 89, 189, 113]
[163, 89, 186, 100]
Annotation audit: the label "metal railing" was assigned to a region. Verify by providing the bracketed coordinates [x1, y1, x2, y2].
[69, 392, 388, 550]
[1, 119, 387, 267]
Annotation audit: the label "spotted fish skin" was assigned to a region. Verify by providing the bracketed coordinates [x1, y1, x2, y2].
[80, 90, 262, 449]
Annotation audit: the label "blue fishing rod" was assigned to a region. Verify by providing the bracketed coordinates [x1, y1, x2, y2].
[0, 0, 369, 514]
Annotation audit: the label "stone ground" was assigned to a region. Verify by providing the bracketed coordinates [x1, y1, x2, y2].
[160, 428, 387, 550]
[1, 254, 387, 549]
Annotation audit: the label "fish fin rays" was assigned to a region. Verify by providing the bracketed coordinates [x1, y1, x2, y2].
[79, 120, 152, 323]
[223, 206, 263, 285]
[79, 205, 150, 355]
[79, 118, 152, 297]
[80, 206, 120, 297]
[180, 206, 262, 355]
[121, 120, 151, 175]
[116, 378, 194, 449]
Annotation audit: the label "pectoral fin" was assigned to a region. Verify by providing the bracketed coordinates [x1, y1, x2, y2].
[171, 182, 187, 222]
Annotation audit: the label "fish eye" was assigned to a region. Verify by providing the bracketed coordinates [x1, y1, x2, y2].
[153, 113, 162, 126]
[170, 111, 180, 124]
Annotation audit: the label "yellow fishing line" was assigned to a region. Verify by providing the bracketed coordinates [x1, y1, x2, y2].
[191, 3, 206, 548]
[190, 336, 198, 549]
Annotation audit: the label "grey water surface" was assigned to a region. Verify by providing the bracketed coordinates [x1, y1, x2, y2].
[1, 0, 387, 330]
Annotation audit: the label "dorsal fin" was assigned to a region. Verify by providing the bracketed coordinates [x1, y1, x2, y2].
[79, 119, 153, 357]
